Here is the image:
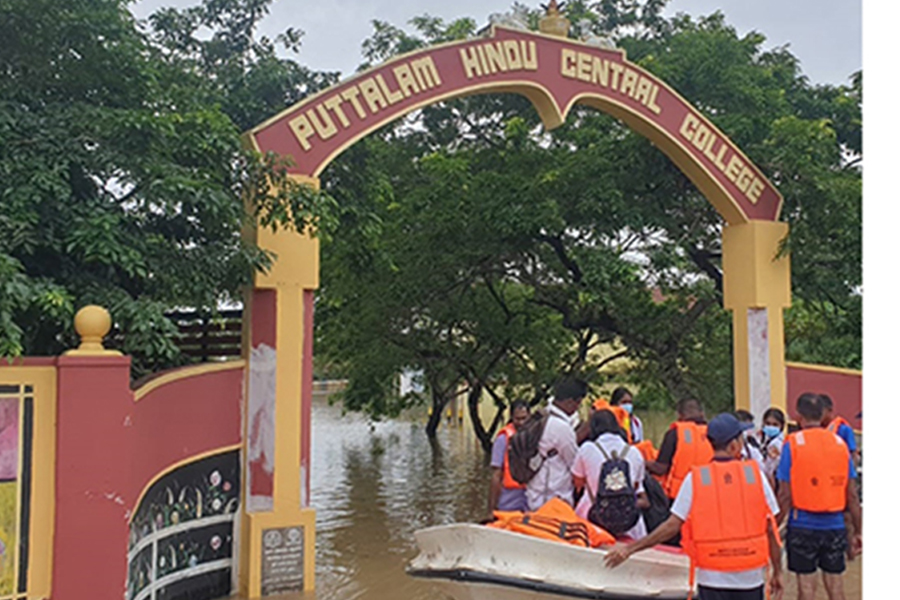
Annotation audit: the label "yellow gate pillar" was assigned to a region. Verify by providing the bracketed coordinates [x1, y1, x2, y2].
[238, 175, 319, 597]
[722, 221, 791, 419]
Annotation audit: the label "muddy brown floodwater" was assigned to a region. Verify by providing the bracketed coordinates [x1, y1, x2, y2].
[250, 394, 861, 600]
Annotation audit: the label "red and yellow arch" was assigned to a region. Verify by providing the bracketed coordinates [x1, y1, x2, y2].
[240, 25, 791, 596]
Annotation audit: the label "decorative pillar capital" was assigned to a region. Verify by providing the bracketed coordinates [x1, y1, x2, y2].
[65, 305, 122, 357]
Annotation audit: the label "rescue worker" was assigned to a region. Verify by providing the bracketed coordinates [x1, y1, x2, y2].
[610, 386, 643, 443]
[488, 400, 531, 513]
[647, 398, 714, 500]
[605, 413, 784, 600]
[819, 394, 860, 466]
[776, 393, 861, 600]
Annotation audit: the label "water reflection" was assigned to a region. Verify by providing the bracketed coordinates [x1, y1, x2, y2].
[264, 395, 861, 600]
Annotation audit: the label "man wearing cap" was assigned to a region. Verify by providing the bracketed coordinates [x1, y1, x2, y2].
[606, 413, 784, 600]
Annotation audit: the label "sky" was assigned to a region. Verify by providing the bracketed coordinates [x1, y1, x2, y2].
[129, 0, 862, 87]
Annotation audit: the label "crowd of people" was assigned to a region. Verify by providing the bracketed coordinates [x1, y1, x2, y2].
[487, 379, 862, 600]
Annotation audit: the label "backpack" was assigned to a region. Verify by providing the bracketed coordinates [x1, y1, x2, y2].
[507, 410, 558, 485]
[587, 442, 640, 535]
[641, 472, 670, 535]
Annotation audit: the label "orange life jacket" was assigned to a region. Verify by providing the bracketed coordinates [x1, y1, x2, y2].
[489, 497, 616, 548]
[591, 399, 632, 444]
[681, 461, 779, 594]
[634, 440, 658, 463]
[498, 423, 525, 490]
[664, 422, 714, 499]
[827, 415, 852, 435]
[787, 428, 849, 512]
[633, 440, 666, 486]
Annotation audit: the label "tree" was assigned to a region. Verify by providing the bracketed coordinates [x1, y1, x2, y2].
[0, 0, 336, 376]
[316, 1, 861, 441]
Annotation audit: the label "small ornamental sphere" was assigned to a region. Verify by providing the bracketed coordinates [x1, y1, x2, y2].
[74, 305, 112, 347]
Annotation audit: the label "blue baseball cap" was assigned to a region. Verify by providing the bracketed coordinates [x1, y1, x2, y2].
[707, 413, 754, 445]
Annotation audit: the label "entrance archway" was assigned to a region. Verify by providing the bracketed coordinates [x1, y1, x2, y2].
[236, 23, 790, 597]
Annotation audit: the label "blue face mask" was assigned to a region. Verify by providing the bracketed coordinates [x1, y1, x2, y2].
[621, 403, 634, 415]
[762, 425, 781, 439]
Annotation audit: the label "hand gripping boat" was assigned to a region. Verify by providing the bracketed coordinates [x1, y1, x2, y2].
[407, 524, 693, 600]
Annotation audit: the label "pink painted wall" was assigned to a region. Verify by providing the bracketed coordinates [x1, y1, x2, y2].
[51, 358, 243, 600]
[786, 364, 862, 431]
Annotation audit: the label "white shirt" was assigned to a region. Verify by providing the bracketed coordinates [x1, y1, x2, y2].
[526, 405, 578, 510]
[670, 468, 779, 589]
[760, 433, 784, 479]
[741, 436, 766, 472]
[630, 414, 644, 444]
[571, 433, 648, 540]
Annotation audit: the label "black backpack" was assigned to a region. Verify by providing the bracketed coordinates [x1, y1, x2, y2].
[641, 472, 670, 535]
[507, 411, 558, 485]
[587, 443, 640, 535]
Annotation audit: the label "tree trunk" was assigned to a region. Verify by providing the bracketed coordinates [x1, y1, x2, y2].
[426, 387, 449, 439]
[466, 380, 493, 453]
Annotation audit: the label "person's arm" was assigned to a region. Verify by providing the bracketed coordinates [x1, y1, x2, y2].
[767, 518, 784, 600]
[575, 420, 591, 445]
[604, 514, 684, 567]
[487, 435, 507, 514]
[647, 429, 676, 476]
[635, 491, 650, 510]
[488, 468, 503, 514]
[846, 465, 862, 558]
[776, 483, 791, 528]
[774, 441, 792, 527]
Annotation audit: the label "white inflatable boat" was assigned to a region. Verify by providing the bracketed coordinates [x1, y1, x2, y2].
[407, 524, 693, 600]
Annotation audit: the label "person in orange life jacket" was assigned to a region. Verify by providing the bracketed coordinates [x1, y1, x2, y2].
[489, 400, 532, 513]
[734, 410, 766, 473]
[646, 398, 713, 500]
[818, 394, 860, 467]
[610, 386, 644, 444]
[526, 378, 587, 511]
[605, 412, 784, 600]
[776, 393, 861, 600]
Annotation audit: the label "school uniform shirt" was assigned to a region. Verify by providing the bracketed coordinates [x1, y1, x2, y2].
[526, 404, 579, 510]
[741, 436, 766, 472]
[775, 438, 858, 530]
[670, 470, 779, 589]
[630, 414, 644, 444]
[571, 433, 648, 540]
[759, 432, 785, 480]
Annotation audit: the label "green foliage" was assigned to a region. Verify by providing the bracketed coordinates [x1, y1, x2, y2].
[0, 0, 336, 376]
[316, 2, 861, 439]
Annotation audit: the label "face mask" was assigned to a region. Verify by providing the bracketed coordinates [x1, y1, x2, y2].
[763, 425, 781, 438]
[621, 403, 633, 415]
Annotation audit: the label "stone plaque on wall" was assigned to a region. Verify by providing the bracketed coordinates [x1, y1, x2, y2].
[261, 526, 304, 595]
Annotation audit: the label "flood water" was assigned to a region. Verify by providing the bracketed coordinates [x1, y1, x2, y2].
[279, 394, 861, 600]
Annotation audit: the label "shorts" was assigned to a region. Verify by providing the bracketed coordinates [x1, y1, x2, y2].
[698, 585, 764, 600]
[787, 527, 847, 574]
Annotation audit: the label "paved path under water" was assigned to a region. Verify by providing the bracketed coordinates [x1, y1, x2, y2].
[234, 395, 861, 600]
